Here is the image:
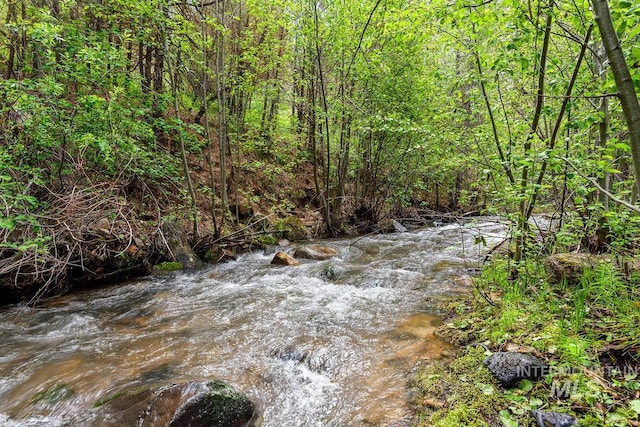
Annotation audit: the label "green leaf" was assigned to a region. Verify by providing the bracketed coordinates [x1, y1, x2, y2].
[630, 399, 640, 415]
[499, 410, 519, 427]
[518, 379, 534, 393]
[529, 397, 543, 407]
[477, 382, 495, 395]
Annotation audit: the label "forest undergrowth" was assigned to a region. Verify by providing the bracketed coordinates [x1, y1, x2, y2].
[414, 253, 640, 427]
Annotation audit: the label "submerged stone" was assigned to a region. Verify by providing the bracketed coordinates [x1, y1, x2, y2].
[31, 384, 75, 404]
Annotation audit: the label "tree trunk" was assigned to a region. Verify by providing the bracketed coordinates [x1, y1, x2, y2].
[5, 0, 17, 79]
[314, 1, 333, 233]
[594, 42, 611, 250]
[515, 10, 553, 262]
[164, 0, 198, 238]
[215, 0, 229, 218]
[592, 0, 640, 196]
[200, 0, 219, 237]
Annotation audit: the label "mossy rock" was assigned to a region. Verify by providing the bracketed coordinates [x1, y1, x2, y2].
[294, 245, 339, 260]
[277, 216, 308, 241]
[159, 221, 202, 269]
[544, 253, 612, 285]
[90, 381, 257, 427]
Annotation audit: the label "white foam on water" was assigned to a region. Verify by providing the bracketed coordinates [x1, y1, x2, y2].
[0, 219, 509, 426]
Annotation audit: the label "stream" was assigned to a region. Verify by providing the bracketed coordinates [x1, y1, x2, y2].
[0, 218, 508, 426]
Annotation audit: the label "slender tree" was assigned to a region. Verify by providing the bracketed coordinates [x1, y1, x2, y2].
[591, 0, 640, 195]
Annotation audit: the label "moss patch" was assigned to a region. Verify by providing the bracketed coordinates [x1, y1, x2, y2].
[155, 261, 183, 271]
[414, 346, 513, 427]
[276, 216, 308, 241]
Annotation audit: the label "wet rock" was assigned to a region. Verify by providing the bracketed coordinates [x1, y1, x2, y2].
[376, 219, 408, 233]
[270, 251, 300, 266]
[544, 253, 612, 285]
[322, 265, 338, 280]
[392, 219, 407, 232]
[294, 245, 339, 260]
[91, 380, 257, 427]
[270, 346, 310, 363]
[483, 352, 548, 387]
[530, 410, 577, 427]
[269, 346, 329, 373]
[159, 221, 202, 269]
[263, 245, 278, 256]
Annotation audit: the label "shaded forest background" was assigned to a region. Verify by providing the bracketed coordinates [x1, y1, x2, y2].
[2, 0, 640, 299]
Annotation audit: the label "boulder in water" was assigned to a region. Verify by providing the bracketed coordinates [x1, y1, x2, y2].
[483, 352, 548, 387]
[91, 380, 257, 427]
[294, 245, 339, 260]
[270, 251, 300, 266]
[376, 218, 408, 233]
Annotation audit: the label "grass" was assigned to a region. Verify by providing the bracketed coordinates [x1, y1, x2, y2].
[413, 256, 640, 427]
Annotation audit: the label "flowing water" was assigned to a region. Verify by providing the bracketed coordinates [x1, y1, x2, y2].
[0, 218, 508, 427]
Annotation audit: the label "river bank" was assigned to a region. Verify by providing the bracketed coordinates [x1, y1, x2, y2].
[412, 255, 640, 427]
[0, 168, 464, 307]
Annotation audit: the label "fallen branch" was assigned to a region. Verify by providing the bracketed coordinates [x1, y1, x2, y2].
[562, 157, 640, 214]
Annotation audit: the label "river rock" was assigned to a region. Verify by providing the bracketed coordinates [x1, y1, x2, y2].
[544, 253, 612, 285]
[294, 245, 339, 260]
[530, 410, 577, 427]
[159, 221, 202, 269]
[263, 245, 278, 256]
[271, 251, 300, 266]
[376, 218, 408, 233]
[91, 380, 257, 427]
[483, 352, 548, 387]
